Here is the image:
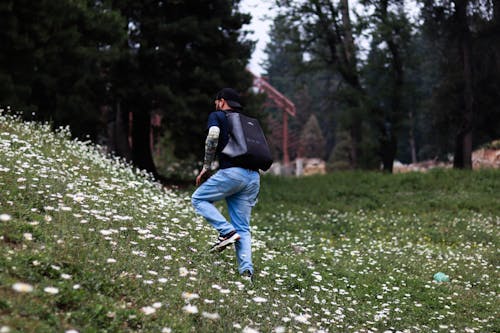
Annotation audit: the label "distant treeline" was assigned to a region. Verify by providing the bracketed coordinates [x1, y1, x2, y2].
[264, 0, 500, 172]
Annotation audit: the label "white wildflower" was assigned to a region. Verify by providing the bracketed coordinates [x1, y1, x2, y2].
[293, 314, 311, 324]
[179, 267, 189, 277]
[243, 326, 260, 333]
[44, 286, 59, 294]
[182, 292, 200, 301]
[201, 311, 220, 320]
[182, 304, 198, 314]
[141, 306, 156, 315]
[12, 282, 34, 293]
[252, 296, 267, 303]
[73, 194, 85, 203]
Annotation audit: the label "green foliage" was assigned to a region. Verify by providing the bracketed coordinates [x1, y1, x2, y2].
[268, 0, 500, 170]
[298, 114, 326, 158]
[258, 169, 500, 216]
[112, 0, 256, 162]
[481, 139, 500, 150]
[416, 0, 500, 161]
[0, 1, 258, 176]
[263, 13, 340, 162]
[328, 130, 353, 170]
[0, 0, 125, 139]
[153, 129, 200, 184]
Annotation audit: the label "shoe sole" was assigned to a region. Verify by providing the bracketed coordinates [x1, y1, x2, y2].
[209, 233, 241, 252]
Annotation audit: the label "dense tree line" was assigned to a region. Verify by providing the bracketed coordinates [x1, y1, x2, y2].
[1, 1, 498, 175]
[266, 0, 500, 171]
[0, 0, 255, 178]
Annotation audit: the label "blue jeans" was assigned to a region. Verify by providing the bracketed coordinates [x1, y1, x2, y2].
[191, 167, 260, 274]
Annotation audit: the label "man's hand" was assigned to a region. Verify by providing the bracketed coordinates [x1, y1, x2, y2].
[196, 168, 210, 187]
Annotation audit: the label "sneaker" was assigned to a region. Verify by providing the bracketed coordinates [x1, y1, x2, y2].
[241, 270, 254, 283]
[209, 230, 240, 253]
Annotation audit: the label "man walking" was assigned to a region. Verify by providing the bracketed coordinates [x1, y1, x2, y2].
[191, 88, 260, 281]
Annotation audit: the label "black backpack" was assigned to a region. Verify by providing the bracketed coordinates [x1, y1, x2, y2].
[221, 111, 273, 171]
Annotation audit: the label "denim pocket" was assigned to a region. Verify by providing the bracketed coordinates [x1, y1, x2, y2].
[215, 169, 244, 193]
[220, 168, 245, 182]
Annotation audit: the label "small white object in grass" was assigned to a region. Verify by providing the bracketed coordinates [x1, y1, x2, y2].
[141, 306, 156, 315]
[293, 314, 311, 324]
[182, 304, 198, 314]
[201, 311, 220, 320]
[252, 296, 267, 303]
[179, 267, 188, 277]
[0, 214, 12, 222]
[12, 282, 34, 293]
[44, 286, 59, 294]
[182, 292, 200, 301]
[242, 326, 260, 333]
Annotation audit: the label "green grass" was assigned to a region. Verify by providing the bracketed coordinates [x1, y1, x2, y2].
[1, 111, 499, 332]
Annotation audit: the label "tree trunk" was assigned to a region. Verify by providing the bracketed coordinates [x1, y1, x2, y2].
[110, 100, 132, 161]
[350, 123, 360, 169]
[495, 0, 500, 23]
[408, 109, 418, 164]
[381, 132, 397, 173]
[340, 0, 355, 72]
[340, 0, 362, 168]
[494, 1, 500, 83]
[130, 105, 158, 177]
[453, 0, 473, 169]
[379, 0, 403, 173]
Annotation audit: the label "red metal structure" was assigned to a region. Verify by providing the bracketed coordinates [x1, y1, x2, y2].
[251, 72, 296, 166]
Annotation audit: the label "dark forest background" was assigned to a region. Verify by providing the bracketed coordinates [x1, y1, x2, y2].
[1, 0, 499, 180]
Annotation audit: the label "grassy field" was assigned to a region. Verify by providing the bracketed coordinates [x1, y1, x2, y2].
[0, 111, 499, 333]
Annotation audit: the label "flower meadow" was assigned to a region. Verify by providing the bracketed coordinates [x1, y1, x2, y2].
[1, 111, 499, 333]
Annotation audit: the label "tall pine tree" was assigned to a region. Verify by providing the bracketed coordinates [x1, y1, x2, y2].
[0, 0, 124, 138]
[110, 0, 254, 176]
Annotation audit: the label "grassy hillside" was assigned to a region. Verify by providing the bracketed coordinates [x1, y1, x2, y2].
[1, 111, 498, 332]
